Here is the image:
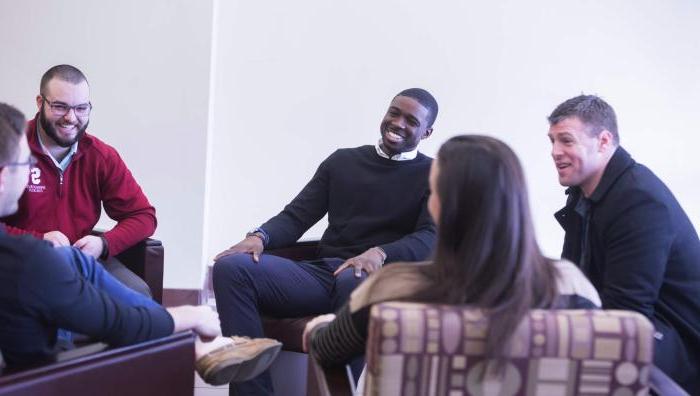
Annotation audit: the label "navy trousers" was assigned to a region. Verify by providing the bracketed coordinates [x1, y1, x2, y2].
[213, 253, 367, 396]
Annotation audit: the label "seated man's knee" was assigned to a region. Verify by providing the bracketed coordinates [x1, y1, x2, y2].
[336, 269, 368, 288]
[333, 269, 368, 308]
[128, 276, 152, 298]
[212, 254, 256, 285]
[101, 256, 152, 298]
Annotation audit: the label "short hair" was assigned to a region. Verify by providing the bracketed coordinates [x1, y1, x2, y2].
[396, 88, 439, 127]
[40, 64, 89, 95]
[0, 103, 26, 165]
[548, 94, 619, 145]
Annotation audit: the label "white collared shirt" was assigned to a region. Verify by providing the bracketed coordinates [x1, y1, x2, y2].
[375, 139, 418, 161]
[37, 127, 78, 172]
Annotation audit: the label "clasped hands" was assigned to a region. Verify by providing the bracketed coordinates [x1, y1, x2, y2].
[44, 230, 104, 259]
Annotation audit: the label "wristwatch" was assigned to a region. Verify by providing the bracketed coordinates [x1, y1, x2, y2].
[99, 235, 110, 260]
[374, 246, 387, 265]
[246, 227, 269, 246]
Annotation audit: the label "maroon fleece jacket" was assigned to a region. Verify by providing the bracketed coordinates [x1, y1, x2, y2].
[1, 115, 156, 256]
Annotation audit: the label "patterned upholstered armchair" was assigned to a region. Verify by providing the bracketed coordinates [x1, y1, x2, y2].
[362, 303, 654, 395]
[311, 302, 661, 395]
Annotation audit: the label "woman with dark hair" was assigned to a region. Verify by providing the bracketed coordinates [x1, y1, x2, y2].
[302, 135, 600, 370]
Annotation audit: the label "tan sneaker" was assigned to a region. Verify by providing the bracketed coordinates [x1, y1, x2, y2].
[195, 336, 282, 386]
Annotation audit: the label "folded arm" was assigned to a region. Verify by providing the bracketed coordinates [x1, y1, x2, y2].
[100, 151, 157, 256]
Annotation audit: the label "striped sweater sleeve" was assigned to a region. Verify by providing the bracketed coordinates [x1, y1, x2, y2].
[309, 303, 370, 367]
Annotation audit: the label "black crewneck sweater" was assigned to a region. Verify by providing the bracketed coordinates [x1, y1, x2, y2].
[262, 145, 435, 262]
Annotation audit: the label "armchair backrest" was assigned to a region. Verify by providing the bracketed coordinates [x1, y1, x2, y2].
[92, 230, 164, 304]
[116, 237, 164, 303]
[365, 302, 653, 396]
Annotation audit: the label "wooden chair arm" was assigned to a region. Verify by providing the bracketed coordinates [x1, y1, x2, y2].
[0, 332, 195, 396]
[306, 347, 353, 396]
[650, 365, 689, 396]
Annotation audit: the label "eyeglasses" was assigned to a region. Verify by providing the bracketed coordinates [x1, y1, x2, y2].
[2, 155, 37, 169]
[41, 95, 92, 117]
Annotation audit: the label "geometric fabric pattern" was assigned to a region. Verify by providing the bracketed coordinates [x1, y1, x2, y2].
[364, 302, 653, 396]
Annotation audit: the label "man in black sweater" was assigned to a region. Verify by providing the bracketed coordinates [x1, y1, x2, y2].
[548, 95, 700, 394]
[213, 88, 438, 395]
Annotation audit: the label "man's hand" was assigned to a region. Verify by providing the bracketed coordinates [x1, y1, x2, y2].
[43, 230, 70, 247]
[168, 305, 222, 341]
[333, 247, 385, 278]
[190, 306, 222, 340]
[215, 236, 264, 262]
[302, 313, 336, 352]
[73, 235, 105, 258]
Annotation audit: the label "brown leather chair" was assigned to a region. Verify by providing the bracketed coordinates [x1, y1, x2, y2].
[0, 332, 195, 396]
[93, 230, 164, 304]
[116, 237, 164, 304]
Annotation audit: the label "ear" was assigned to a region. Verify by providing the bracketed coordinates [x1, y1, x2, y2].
[0, 167, 8, 194]
[598, 129, 614, 152]
[421, 127, 433, 140]
[36, 95, 43, 110]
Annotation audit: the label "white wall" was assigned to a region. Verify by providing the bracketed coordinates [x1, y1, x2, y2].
[2, 1, 698, 289]
[0, 0, 214, 289]
[207, 0, 700, 262]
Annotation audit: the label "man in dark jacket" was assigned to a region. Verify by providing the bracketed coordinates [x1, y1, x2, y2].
[547, 94, 700, 394]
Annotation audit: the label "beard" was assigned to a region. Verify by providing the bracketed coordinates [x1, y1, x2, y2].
[39, 106, 89, 148]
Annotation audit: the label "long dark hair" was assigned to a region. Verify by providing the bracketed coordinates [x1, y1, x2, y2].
[372, 135, 559, 360]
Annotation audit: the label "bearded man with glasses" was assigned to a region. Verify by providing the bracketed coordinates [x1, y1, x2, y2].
[0, 64, 156, 298]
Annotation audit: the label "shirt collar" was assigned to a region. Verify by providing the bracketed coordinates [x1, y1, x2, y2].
[36, 125, 78, 171]
[375, 139, 418, 161]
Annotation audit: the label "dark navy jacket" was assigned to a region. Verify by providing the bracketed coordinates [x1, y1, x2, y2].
[0, 227, 173, 367]
[555, 147, 700, 394]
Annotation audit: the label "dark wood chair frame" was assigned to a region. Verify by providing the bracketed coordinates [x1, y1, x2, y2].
[0, 332, 195, 396]
[92, 230, 164, 304]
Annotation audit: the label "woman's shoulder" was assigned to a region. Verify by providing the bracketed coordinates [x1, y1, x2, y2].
[348, 261, 433, 312]
[551, 259, 602, 307]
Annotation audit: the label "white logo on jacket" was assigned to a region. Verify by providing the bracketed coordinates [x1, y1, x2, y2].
[26, 168, 46, 193]
[30, 168, 41, 185]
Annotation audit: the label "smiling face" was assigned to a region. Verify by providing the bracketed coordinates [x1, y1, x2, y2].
[379, 95, 433, 156]
[37, 78, 90, 148]
[548, 116, 614, 197]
